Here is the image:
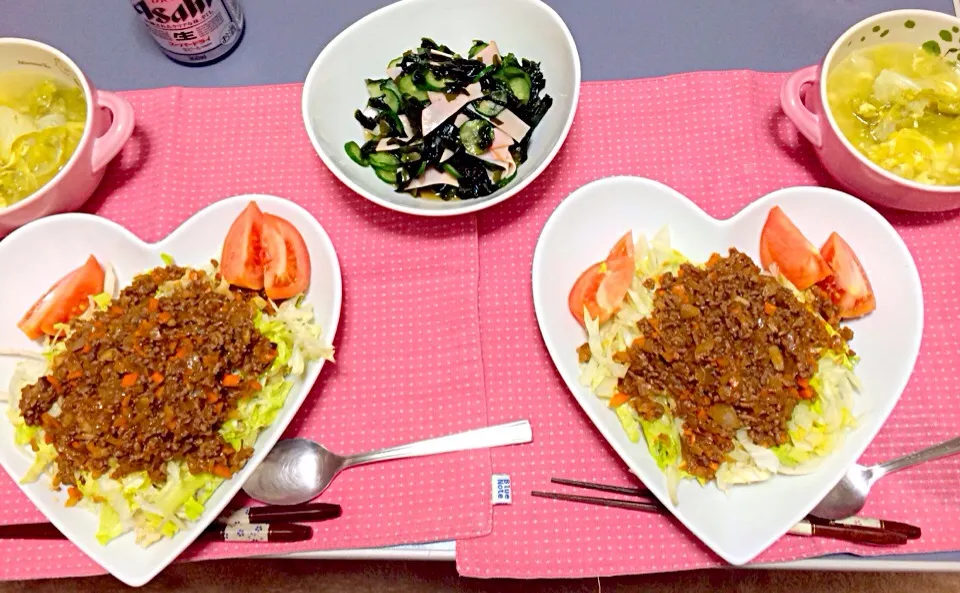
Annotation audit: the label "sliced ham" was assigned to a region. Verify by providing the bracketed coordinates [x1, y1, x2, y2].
[386, 66, 403, 79]
[399, 114, 414, 140]
[474, 146, 516, 179]
[489, 108, 531, 142]
[421, 83, 483, 137]
[454, 113, 470, 127]
[440, 148, 455, 162]
[474, 41, 501, 66]
[405, 167, 460, 190]
[490, 127, 513, 149]
[376, 138, 403, 151]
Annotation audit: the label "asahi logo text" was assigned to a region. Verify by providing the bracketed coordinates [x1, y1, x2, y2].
[132, 0, 215, 23]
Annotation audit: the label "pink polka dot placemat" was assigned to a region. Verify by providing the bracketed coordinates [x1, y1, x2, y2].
[456, 71, 960, 578]
[0, 84, 492, 580]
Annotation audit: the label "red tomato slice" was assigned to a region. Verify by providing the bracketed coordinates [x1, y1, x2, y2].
[759, 206, 832, 290]
[596, 256, 634, 312]
[818, 232, 876, 318]
[261, 214, 312, 300]
[607, 231, 634, 261]
[569, 262, 605, 325]
[18, 255, 105, 340]
[221, 202, 265, 290]
[568, 256, 634, 326]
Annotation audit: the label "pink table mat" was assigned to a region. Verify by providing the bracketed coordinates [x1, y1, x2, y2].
[0, 84, 493, 580]
[457, 71, 960, 578]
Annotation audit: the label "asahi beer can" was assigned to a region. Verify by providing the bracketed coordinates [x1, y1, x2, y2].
[130, 0, 245, 66]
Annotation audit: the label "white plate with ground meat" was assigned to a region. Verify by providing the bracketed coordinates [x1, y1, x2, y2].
[532, 176, 922, 566]
[0, 194, 341, 587]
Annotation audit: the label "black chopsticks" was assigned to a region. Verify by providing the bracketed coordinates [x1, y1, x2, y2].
[0, 502, 342, 543]
[533, 478, 920, 546]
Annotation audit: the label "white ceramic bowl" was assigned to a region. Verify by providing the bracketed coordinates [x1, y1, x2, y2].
[301, 0, 580, 217]
[0, 195, 342, 587]
[532, 176, 923, 565]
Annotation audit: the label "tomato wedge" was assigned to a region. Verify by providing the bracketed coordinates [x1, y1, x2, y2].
[818, 232, 876, 318]
[221, 202, 265, 290]
[759, 206, 832, 290]
[607, 231, 635, 260]
[18, 255, 105, 340]
[569, 232, 636, 326]
[261, 213, 312, 300]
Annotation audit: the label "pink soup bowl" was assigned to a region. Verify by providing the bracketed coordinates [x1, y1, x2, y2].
[782, 9, 960, 213]
[0, 38, 134, 236]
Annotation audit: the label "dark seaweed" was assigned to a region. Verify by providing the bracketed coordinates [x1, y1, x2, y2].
[354, 109, 378, 130]
[419, 37, 456, 55]
[446, 153, 498, 199]
[434, 58, 486, 88]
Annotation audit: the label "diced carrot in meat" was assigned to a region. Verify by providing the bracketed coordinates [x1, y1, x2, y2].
[121, 373, 139, 387]
[212, 464, 233, 479]
[608, 393, 630, 408]
[66, 487, 83, 507]
[221, 374, 241, 387]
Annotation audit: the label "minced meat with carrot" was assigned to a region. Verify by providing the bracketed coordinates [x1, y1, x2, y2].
[19, 264, 276, 488]
[614, 249, 852, 481]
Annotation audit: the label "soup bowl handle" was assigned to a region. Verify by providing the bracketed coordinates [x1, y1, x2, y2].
[91, 91, 135, 173]
[781, 65, 822, 148]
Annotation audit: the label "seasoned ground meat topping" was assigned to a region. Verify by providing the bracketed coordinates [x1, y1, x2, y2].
[19, 265, 276, 487]
[614, 249, 851, 481]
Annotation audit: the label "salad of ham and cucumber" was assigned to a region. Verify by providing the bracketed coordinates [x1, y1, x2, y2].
[344, 38, 553, 200]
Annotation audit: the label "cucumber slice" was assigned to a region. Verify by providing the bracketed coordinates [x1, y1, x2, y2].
[400, 151, 421, 163]
[398, 74, 429, 101]
[468, 41, 488, 58]
[489, 88, 511, 105]
[501, 66, 526, 79]
[366, 79, 386, 98]
[387, 57, 402, 69]
[344, 141, 368, 166]
[380, 87, 401, 112]
[442, 163, 461, 178]
[508, 75, 531, 103]
[369, 152, 400, 170]
[459, 119, 494, 155]
[416, 161, 427, 177]
[375, 167, 398, 184]
[497, 169, 518, 188]
[474, 99, 505, 117]
[423, 69, 449, 91]
[472, 64, 497, 82]
[381, 79, 402, 99]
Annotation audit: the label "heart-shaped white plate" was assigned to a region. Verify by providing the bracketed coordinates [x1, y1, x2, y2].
[532, 176, 923, 565]
[0, 195, 342, 586]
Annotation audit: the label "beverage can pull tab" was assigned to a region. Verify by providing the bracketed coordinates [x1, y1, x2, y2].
[129, 0, 245, 67]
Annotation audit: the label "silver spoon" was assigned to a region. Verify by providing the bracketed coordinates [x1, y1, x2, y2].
[243, 420, 533, 505]
[810, 436, 960, 520]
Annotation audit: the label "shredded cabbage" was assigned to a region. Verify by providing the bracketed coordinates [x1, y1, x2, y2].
[579, 227, 860, 503]
[7, 266, 332, 546]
